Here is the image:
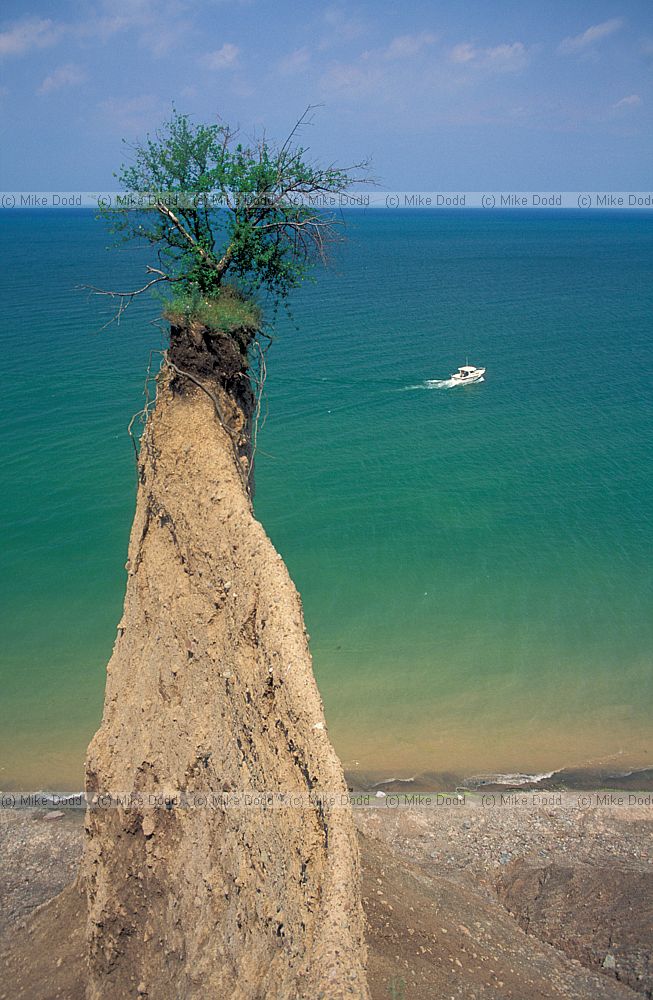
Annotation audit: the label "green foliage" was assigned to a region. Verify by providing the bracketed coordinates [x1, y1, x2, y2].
[387, 978, 406, 1000]
[163, 285, 262, 335]
[102, 107, 366, 305]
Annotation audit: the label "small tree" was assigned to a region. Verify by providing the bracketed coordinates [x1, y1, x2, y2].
[89, 107, 369, 486]
[96, 106, 369, 320]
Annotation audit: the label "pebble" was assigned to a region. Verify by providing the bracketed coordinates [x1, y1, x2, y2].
[141, 816, 156, 838]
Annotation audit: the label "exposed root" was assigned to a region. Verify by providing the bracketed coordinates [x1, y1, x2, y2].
[164, 356, 253, 501]
[249, 337, 269, 476]
[128, 350, 168, 467]
[127, 330, 270, 500]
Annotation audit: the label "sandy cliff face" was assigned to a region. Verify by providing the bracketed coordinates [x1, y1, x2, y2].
[80, 371, 369, 999]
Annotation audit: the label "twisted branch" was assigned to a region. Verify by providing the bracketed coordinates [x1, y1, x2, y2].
[79, 266, 170, 330]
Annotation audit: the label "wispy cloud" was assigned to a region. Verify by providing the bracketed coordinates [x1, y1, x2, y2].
[320, 61, 380, 98]
[323, 30, 438, 96]
[98, 93, 162, 135]
[449, 40, 528, 73]
[277, 47, 310, 75]
[382, 32, 437, 60]
[321, 31, 529, 111]
[558, 18, 623, 55]
[78, 1, 191, 56]
[204, 42, 240, 69]
[450, 42, 475, 64]
[486, 43, 529, 72]
[612, 93, 641, 110]
[0, 17, 62, 57]
[38, 63, 86, 95]
[640, 37, 653, 60]
[320, 5, 366, 48]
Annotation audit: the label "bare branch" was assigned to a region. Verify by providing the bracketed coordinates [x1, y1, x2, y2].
[78, 266, 171, 330]
[279, 104, 320, 159]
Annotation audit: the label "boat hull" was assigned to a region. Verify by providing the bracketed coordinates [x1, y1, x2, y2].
[450, 368, 486, 384]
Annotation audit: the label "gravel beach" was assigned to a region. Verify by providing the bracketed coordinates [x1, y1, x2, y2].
[1, 794, 650, 999]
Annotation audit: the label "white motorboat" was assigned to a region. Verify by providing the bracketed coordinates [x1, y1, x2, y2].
[450, 364, 486, 384]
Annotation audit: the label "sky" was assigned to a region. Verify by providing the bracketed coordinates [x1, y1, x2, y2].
[0, 0, 651, 190]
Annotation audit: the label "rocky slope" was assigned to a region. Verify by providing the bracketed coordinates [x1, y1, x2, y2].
[79, 369, 369, 999]
[3, 804, 651, 1000]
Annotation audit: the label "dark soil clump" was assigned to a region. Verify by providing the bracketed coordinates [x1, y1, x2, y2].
[169, 322, 255, 419]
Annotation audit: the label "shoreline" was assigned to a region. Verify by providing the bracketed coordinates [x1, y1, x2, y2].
[0, 765, 653, 796]
[3, 760, 652, 802]
[349, 762, 653, 794]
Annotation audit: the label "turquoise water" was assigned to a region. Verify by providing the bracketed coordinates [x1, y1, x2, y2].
[1, 209, 651, 788]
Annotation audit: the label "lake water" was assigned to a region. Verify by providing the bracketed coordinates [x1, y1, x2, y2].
[1, 208, 651, 789]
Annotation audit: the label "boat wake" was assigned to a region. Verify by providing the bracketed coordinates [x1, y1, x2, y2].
[401, 376, 485, 391]
[426, 378, 457, 389]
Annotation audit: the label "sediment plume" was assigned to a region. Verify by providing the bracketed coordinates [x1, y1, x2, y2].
[80, 355, 369, 999]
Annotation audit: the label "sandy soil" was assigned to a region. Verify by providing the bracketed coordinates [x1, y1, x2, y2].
[79, 382, 368, 999]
